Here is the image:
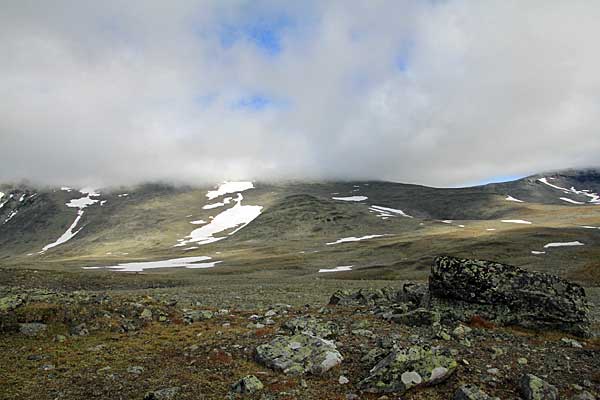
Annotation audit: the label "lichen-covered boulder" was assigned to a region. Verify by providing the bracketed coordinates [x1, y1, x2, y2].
[283, 317, 338, 338]
[329, 288, 398, 306]
[430, 256, 590, 336]
[519, 374, 558, 400]
[183, 310, 213, 324]
[19, 323, 47, 337]
[255, 333, 343, 375]
[231, 375, 264, 394]
[358, 345, 457, 394]
[454, 384, 497, 400]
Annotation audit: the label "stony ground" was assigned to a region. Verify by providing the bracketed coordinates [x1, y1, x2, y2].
[1, 267, 599, 400]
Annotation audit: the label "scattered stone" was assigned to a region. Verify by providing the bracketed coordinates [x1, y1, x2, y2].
[339, 375, 349, 384]
[70, 323, 89, 336]
[359, 345, 457, 394]
[454, 384, 495, 400]
[518, 357, 528, 365]
[282, 317, 338, 339]
[430, 256, 590, 336]
[19, 323, 47, 337]
[143, 387, 180, 400]
[54, 334, 67, 343]
[140, 308, 153, 320]
[183, 310, 213, 324]
[127, 365, 144, 375]
[519, 374, 558, 400]
[255, 333, 343, 375]
[561, 337, 583, 348]
[572, 391, 596, 400]
[452, 324, 472, 339]
[0, 295, 24, 312]
[231, 375, 264, 394]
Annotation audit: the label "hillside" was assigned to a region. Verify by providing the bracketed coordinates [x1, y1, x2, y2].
[1, 169, 600, 284]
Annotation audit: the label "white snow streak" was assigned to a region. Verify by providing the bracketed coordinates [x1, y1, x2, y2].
[543, 241, 584, 248]
[84, 256, 221, 272]
[326, 234, 385, 245]
[203, 197, 232, 210]
[41, 210, 84, 252]
[332, 196, 368, 202]
[531, 251, 546, 255]
[538, 178, 600, 204]
[369, 205, 412, 218]
[505, 195, 524, 203]
[318, 266, 353, 273]
[501, 219, 532, 225]
[206, 181, 254, 200]
[560, 197, 585, 205]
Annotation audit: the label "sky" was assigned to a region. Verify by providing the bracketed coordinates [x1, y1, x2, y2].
[1, 1, 600, 188]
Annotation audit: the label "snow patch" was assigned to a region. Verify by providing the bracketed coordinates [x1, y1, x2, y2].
[486, 228, 496, 231]
[370, 205, 412, 218]
[560, 197, 585, 205]
[117, 193, 129, 197]
[206, 181, 254, 200]
[501, 219, 532, 225]
[61, 187, 72, 192]
[543, 241, 584, 248]
[41, 210, 84, 252]
[203, 197, 232, 210]
[332, 196, 368, 202]
[505, 195, 524, 203]
[190, 220, 206, 225]
[84, 256, 221, 272]
[326, 234, 385, 245]
[176, 193, 262, 247]
[531, 251, 546, 255]
[539, 177, 600, 204]
[318, 266, 353, 273]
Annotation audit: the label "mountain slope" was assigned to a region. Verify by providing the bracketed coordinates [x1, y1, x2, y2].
[1, 169, 599, 283]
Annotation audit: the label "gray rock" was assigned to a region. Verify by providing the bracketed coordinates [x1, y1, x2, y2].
[143, 387, 180, 400]
[140, 308, 153, 320]
[454, 384, 495, 400]
[572, 391, 596, 400]
[359, 345, 457, 394]
[70, 323, 89, 336]
[283, 317, 338, 339]
[127, 365, 144, 374]
[19, 323, 47, 336]
[519, 374, 558, 400]
[430, 256, 590, 336]
[183, 310, 213, 324]
[231, 375, 264, 394]
[255, 333, 343, 375]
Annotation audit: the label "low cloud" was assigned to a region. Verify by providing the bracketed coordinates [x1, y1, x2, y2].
[1, 1, 599, 187]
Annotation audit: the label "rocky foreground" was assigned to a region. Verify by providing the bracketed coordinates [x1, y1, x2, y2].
[1, 257, 599, 399]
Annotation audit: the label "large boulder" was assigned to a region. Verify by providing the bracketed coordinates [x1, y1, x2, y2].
[519, 374, 558, 400]
[358, 345, 457, 394]
[430, 256, 590, 336]
[283, 317, 338, 339]
[255, 333, 343, 375]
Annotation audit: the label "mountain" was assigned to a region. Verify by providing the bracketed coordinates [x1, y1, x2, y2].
[1, 169, 600, 284]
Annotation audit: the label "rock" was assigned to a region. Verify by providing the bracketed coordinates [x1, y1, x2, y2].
[255, 333, 343, 375]
[19, 323, 47, 336]
[519, 374, 558, 400]
[329, 288, 399, 306]
[518, 357, 528, 365]
[572, 391, 596, 400]
[140, 308, 153, 320]
[454, 384, 495, 400]
[143, 387, 180, 400]
[452, 324, 472, 339]
[183, 310, 213, 324]
[70, 323, 89, 336]
[339, 375, 349, 384]
[265, 310, 277, 317]
[283, 317, 338, 339]
[127, 365, 144, 374]
[0, 295, 24, 312]
[430, 256, 590, 336]
[561, 337, 583, 348]
[390, 308, 440, 326]
[54, 334, 67, 343]
[231, 375, 264, 394]
[359, 345, 457, 394]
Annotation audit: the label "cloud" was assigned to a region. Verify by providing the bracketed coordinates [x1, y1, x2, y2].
[1, 0, 600, 187]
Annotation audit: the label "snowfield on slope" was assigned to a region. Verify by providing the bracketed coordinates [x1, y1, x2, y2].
[538, 177, 600, 204]
[505, 195, 524, 203]
[369, 205, 412, 218]
[39, 188, 101, 253]
[501, 219, 532, 224]
[206, 181, 254, 200]
[177, 183, 262, 247]
[543, 241, 584, 248]
[84, 256, 221, 272]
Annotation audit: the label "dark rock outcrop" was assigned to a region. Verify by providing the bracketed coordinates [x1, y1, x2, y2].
[429, 256, 590, 336]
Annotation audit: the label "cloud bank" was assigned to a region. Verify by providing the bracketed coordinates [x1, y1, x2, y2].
[1, 1, 600, 187]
